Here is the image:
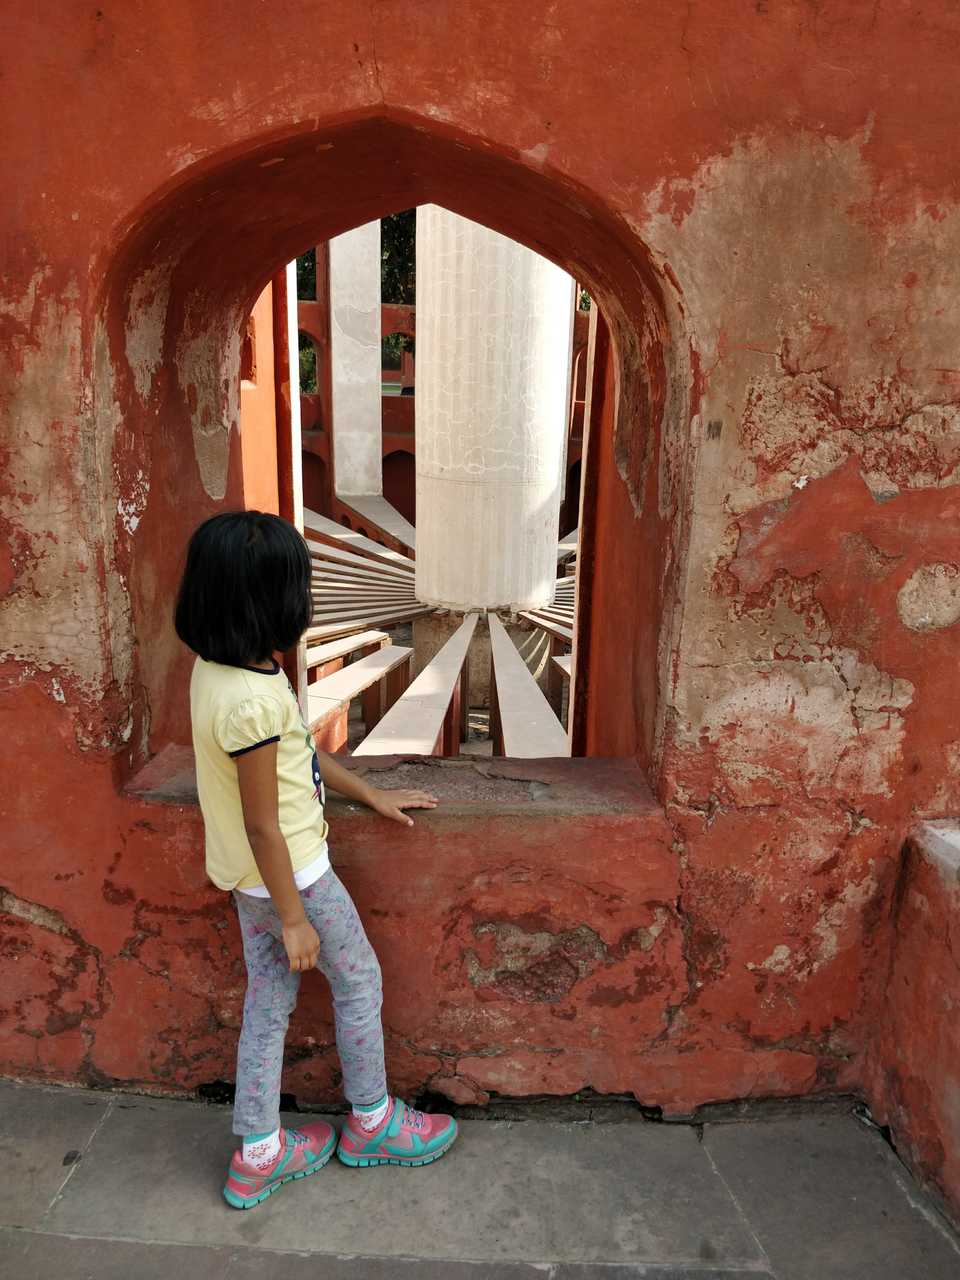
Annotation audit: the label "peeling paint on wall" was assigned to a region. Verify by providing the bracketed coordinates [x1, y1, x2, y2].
[636, 125, 960, 832]
[117, 469, 149, 535]
[0, 274, 112, 716]
[642, 127, 960, 516]
[175, 298, 241, 501]
[124, 264, 171, 402]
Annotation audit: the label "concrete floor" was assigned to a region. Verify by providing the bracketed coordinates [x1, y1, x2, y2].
[1, 1081, 958, 1280]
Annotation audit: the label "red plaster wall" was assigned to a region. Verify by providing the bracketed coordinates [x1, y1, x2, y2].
[0, 739, 823, 1116]
[866, 828, 960, 1225]
[381, 394, 415, 442]
[2, 0, 960, 1219]
[382, 449, 416, 526]
[301, 451, 330, 515]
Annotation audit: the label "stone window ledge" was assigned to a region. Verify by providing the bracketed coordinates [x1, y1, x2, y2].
[124, 744, 665, 820]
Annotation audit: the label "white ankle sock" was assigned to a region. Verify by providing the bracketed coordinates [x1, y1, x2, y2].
[242, 1127, 281, 1168]
[354, 1095, 390, 1131]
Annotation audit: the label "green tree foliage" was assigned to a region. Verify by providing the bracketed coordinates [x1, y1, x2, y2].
[381, 332, 414, 370]
[298, 332, 317, 393]
[296, 212, 416, 306]
[296, 248, 317, 300]
[381, 210, 416, 304]
[381, 211, 416, 370]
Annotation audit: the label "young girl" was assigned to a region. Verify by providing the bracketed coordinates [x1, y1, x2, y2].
[175, 510, 458, 1209]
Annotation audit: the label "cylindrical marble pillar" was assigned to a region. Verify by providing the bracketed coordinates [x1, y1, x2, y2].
[414, 206, 574, 611]
[329, 220, 382, 497]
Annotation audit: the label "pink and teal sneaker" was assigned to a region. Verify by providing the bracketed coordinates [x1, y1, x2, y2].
[337, 1098, 458, 1168]
[223, 1121, 336, 1209]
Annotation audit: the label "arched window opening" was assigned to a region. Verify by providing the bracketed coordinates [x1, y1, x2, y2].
[302, 454, 328, 515]
[108, 116, 679, 784]
[382, 449, 415, 527]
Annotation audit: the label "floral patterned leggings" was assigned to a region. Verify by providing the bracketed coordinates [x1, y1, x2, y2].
[231, 868, 387, 1136]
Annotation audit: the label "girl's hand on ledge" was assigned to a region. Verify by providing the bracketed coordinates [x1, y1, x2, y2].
[368, 787, 439, 827]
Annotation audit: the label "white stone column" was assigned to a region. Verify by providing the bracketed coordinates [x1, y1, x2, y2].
[285, 261, 304, 532]
[415, 206, 574, 611]
[285, 261, 308, 718]
[329, 220, 382, 497]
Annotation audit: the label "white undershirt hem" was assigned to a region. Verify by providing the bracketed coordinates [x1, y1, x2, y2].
[235, 841, 330, 898]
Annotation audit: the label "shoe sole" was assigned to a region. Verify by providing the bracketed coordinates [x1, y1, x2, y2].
[223, 1137, 336, 1209]
[335, 1129, 458, 1168]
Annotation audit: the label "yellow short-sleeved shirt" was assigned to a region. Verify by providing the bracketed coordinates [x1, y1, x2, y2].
[190, 657, 329, 890]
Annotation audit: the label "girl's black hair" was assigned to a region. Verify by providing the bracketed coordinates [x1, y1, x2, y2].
[174, 511, 313, 665]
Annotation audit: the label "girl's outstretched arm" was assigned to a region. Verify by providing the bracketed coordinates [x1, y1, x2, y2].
[316, 750, 438, 827]
[237, 742, 320, 971]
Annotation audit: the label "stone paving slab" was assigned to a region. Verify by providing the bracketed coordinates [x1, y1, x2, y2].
[703, 1115, 960, 1280]
[1, 1079, 957, 1279]
[0, 1231, 774, 1280]
[0, 1080, 112, 1230]
[37, 1091, 762, 1267]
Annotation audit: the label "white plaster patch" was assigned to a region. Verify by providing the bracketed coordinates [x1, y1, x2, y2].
[175, 297, 240, 501]
[116, 468, 149, 535]
[897, 563, 960, 631]
[926, 741, 960, 813]
[422, 103, 456, 123]
[834, 650, 915, 712]
[124, 264, 171, 401]
[166, 145, 201, 173]
[740, 383, 960, 503]
[93, 320, 139, 691]
[117, 504, 138, 534]
[643, 125, 960, 508]
[913, 820, 960, 888]
[638, 127, 960, 770]
[759, 943, 793, 974]
[688, 651, 912, 802]
[522, 142, 551, 166]
[0, 282, 141, 751]
[0, 274, 107, 699]
[811, 875, 877, 972]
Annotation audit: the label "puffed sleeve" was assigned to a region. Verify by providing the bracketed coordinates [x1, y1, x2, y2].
[214, 695, 286, 758]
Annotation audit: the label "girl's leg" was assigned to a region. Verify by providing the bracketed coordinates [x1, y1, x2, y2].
[300, 870, 387, 1108]
[231, 891, 302, 1137]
